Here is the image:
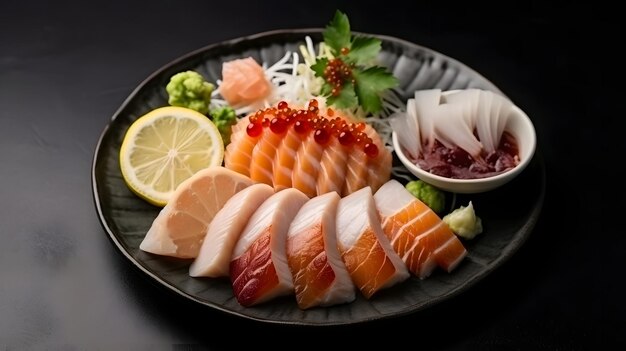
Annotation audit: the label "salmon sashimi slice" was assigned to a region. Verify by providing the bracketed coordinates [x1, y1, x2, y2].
[249, 128, 283, 186]
[291, 133, 324, 198]
[273, 128, 302, 191]
[140, 167, 254, 258]
[230, 188, 309, 306]
[336, 187, 409, 299]
[433, 234, 468, 273]
[341, 150, 368, 197]
[219, 57, 272, 107]
[341, 123, 391, 196]
[189, 184, 274, 278]
[287, 192, 355, 309]
[374, 180, 467, 278]
[316, 139, 349, 195]
[365, 127, 392, 193]
[224, 116, 259, 177]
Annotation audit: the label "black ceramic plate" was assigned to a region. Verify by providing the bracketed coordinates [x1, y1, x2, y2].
[92, 29, 545, 325]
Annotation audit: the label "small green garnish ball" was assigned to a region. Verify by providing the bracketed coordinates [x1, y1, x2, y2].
[166, 70, 214, 115]
[405, 180, 446, 214]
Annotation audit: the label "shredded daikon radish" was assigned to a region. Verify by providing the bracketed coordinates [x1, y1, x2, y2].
[391, 165, 414, 182]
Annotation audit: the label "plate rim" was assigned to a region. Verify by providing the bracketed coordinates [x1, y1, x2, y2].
[91, 28, 545, 325]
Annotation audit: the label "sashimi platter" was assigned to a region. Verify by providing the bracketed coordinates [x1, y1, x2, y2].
[92, 11, 545, 324]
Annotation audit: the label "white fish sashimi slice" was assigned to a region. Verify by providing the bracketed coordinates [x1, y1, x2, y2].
[434, 103, 483, 157]
[139, 167, 254, 259]
[189, 184, 274, 278]
[230, 188, 309, 306]
[336, 188, 371, 248]
[319, 208, 355, 306]
[287, 192, 355, 308]
[232, 188, 308, 263]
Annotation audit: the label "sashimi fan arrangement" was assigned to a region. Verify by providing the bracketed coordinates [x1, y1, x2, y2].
[116, 10, 531, 311]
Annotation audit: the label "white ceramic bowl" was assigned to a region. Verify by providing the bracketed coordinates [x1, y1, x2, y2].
[392, 96, 537, 194]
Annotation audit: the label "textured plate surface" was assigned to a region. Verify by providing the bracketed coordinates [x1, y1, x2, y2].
[92, 29, 545, 325]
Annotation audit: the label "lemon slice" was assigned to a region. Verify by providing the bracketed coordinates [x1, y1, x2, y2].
[119, 106, 224, 206]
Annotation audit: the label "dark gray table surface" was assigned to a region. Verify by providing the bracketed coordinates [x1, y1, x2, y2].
[1, 0, 622, 349]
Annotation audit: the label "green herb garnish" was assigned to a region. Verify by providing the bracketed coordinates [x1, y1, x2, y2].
[312, 10, 398, 114]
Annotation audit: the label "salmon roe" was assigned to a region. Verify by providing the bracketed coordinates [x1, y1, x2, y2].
[324, 57, 355, 97]
[246, 100, 378, 158]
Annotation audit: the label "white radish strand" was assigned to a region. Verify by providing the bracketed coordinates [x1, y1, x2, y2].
[443, 89, 480, 129]
[389, 97, 420, 159]
[390, 114, 416, 160]
[489, 92, 504, 152]
[406, 99, 420, 156]
[433, 103, 483, 157]
[475, 90, 495, 153]
[413, 89, 442, 149]
[493, 93, 514, 149]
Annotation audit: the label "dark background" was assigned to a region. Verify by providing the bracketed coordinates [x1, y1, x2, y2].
[1, 0, 622, 349]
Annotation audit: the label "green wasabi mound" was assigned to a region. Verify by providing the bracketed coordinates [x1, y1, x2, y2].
[166, 71, 214, 115]
[209, 106, 237, 145]
[443, 201, 483, 239]
[405, 180, 445, 214]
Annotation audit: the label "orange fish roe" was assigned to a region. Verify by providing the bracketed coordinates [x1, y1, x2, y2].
[323, 57, 355, 97]
[246, 100, 379, 158]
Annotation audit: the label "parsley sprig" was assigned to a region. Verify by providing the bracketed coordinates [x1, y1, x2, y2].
[311, 10, 398, 114]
